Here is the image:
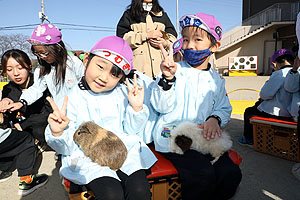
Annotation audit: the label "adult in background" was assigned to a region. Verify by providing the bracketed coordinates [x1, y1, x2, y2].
[0, 49, 52, 149]
[117, 0, 177, 79]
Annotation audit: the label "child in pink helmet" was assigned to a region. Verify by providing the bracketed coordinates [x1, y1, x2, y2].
[150, 13, 241, 199]
[1, 23, 85, 112]
[45, 36, 156, 200]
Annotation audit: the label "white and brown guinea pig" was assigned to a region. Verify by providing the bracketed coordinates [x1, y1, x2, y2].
[73, 121, 128, 171]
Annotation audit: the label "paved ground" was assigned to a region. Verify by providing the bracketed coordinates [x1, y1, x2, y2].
[1, 76, 300, 200]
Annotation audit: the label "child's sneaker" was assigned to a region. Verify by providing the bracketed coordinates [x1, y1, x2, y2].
[0, 170, 12, 183]
[237, 136, 253, 147]
[18, 174, 48, 196]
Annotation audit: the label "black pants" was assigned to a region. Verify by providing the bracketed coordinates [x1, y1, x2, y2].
[162, 150, 242, 200]
[21, 111, 49, 142]
[0, 129, 37, 176]
[23, 122, 48, 142]
[87, 169, 151, 200]
[244, 101, 293, 140]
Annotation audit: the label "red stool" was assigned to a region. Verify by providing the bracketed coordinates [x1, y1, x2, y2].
[63, 178, 94, 200]
[147, 146, 181, 200]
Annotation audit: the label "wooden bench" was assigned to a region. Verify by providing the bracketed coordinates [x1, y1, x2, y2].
[250, 116, 299, 162]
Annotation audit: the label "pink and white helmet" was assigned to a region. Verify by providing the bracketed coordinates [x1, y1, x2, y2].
[90, 36, 133, 75]
[27, 23, 62, 45]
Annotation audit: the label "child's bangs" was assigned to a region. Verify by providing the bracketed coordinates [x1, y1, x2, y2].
[110, 64, 123, 78]
[196, 27, 217, 46]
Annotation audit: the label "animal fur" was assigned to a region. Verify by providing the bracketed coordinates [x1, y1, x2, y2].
[169, 121, 232, 159]
[73, 121, 128, 171]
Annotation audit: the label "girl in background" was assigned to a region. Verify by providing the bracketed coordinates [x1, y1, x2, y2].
[0, 49, 52, 145]
[117, 0, 177, 79]
[1, 23, 84, 112]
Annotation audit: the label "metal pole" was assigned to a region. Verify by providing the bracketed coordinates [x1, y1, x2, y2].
[41, 0, 45, 23]
[176, 0, 179, 36]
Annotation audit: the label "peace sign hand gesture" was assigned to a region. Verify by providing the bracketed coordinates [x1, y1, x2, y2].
[159, 43, 177, 80]
[126, 73, 144, 112]
[47, 96, 70, 137]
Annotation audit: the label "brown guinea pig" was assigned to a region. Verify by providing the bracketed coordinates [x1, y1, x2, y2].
[73, 121, 128, 171]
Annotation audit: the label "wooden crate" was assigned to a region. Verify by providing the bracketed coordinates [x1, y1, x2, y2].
[64, 145, 181, 200]
[148, 175, 181, 200]
[250, 116, 299, 162]
[147, 145, 181, 200]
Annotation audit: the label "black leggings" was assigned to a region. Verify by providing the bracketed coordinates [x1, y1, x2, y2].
[162, 150, 242, 200]
[87, 169, 151, 200]
[0, 129, 36, 176]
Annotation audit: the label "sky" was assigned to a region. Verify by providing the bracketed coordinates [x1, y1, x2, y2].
[0, 0, 242, 52]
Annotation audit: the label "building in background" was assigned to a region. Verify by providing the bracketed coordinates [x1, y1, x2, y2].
[213, 1, 299, 76]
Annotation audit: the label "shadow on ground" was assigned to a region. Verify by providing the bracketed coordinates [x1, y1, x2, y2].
[19, 152, 68, 200]
[227, 118, 300, 200]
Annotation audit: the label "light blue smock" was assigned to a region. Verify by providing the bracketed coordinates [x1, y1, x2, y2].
[20, 54, 85, 108]
[132, 70, 159, 144]
[284, 68, 300, 117]
[150, 61, 232, 152]
[45, 81, 157, 185]
[0, 128, 12, 144]
[258, 67, 293, 117]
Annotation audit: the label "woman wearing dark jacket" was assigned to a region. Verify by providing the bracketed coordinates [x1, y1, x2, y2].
[1, 49, 52, 143]
[117, 0, 177, 79]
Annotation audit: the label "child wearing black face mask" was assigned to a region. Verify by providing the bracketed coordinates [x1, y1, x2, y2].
[150, 12, 242, 200]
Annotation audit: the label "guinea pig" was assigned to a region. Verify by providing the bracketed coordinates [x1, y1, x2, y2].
[169, 121, 232, 162]
[73, 121, 128, 171]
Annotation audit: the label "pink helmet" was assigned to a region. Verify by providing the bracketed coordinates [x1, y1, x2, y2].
[179, 12, 223, 41]
[27, 24, 62, 45]
[90, 36, 133, 75]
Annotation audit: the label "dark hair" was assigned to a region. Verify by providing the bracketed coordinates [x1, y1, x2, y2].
[275, 54, 295, 65]
[1, 49, 32, 76]
[86, 53, 126, 83]
[128, 0, 163, 22]
[31, 41, 68, 86]
[125, 69, 140, 84]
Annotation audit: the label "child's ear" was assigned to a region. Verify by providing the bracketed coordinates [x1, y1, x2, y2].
[210, 41, 221, 53]
[83, 52, 90, 67]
